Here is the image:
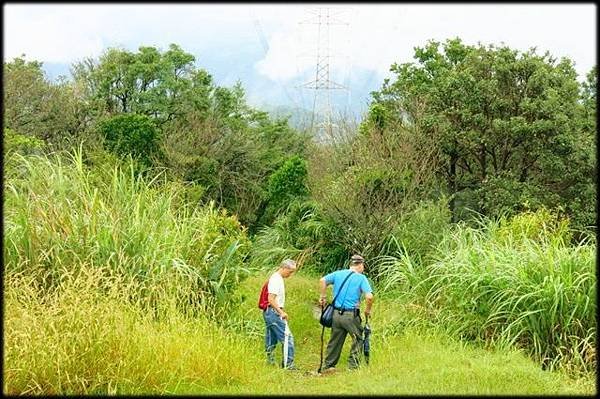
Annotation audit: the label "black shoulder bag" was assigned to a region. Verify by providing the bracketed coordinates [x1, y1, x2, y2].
[319, 271, 355, 328]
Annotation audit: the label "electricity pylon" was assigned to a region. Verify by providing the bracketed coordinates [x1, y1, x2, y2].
[298, 7, 349, 141]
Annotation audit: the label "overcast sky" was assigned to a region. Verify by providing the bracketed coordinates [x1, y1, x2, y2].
[4, 3, 597, 115]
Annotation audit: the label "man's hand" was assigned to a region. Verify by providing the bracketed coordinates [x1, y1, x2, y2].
[364, 309, 371, 317]
[319, 297, 327, 307]
[280, 311, 289, 320]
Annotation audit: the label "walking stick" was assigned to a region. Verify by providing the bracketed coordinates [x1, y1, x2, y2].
[283, 320, 290, 369]
[318, 303, 325, 373]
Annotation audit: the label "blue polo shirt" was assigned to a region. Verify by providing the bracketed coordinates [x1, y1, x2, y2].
[324, 269, 373, 309]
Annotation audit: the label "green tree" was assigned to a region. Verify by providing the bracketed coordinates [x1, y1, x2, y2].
[3, 128, 46, 157]
[159, 85, 309, 229]
[72, 44, 213, 124]
[3, 56, 87, 147]
[559, 66, 596, 232]
[259, 155, 309, 225]
[367, 38, 595, 229]
[308, 132, 439, 259]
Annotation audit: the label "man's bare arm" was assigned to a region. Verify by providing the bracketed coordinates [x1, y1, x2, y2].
[364, 292, 374, 316]
[319, 278, 328, 306]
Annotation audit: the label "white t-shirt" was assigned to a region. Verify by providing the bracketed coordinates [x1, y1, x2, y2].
[267, 271, 285, 308]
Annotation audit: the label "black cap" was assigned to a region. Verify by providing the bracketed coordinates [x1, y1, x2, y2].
[350, 255, 365, 264]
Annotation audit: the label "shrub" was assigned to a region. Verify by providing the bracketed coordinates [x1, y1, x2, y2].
[249, 200, 348, 274]
[98, 113, 161, 167]
[490, 207, 573, 246]
[260, 156, 309, 225]
[3, 127, 46, 156]
[384, 197, 452, 265]
[371, 198, 451, 292]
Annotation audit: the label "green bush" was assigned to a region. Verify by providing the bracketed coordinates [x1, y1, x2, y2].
[383, 197, 452, 264]
[260, 155, 309, 225]
[4, 128, 46, 156]
[98, 114, 161, 167]
[281, 201, 349, 274]
[490, 207, 573, 246]
[371, 198, 451, 294]
[183, 156, 219, 188]
[249, 200, 349, 274]
[354, 166, 408, 200]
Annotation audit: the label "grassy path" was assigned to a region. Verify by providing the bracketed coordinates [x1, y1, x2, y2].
[178, 272, 595, 395]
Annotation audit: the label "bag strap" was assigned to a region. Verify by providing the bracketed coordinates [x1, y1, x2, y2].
[331, 271, 355, 307]
[338, 273, 358, 308]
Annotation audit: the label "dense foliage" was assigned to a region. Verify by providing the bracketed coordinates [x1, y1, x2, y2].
[364, 38, 596, 232]
[3, 148, 251, 317]
[97, 113, 161, 167]
[5, 45, 310, 228]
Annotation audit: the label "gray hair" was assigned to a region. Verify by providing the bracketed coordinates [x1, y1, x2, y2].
[280, 259, 297, 270]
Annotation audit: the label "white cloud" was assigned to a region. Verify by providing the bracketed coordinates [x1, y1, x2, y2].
[4, 4, 265, 63]
[4, 3, 596, 82]
[255, 25, 311, 82]
[4, 5, 108, 62]
[252, 4, 596, 83]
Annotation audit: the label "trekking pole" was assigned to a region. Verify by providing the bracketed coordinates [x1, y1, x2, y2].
[317, 303, 325, 373]
[283, 320, 290, 369]
[363, 314, 371, 365]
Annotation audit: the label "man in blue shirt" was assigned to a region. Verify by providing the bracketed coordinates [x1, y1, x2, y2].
[318, 254, 374, 373]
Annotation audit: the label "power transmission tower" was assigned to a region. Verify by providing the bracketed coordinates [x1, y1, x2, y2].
[298, 7, 349, 141]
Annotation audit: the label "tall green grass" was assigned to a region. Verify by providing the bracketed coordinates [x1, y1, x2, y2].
[3, 148, 259, 393]
[3, 265, 260, 395]
[372, 209, 596, 375]
[380, 198, 452, 265]
[4, 148, 251, 317]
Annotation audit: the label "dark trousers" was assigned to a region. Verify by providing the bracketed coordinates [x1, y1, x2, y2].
[324, 310, 364, 369]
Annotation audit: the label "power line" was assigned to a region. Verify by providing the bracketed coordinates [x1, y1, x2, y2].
[297, 7, 350, 141]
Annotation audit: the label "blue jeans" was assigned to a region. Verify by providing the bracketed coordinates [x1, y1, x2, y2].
[263, 307, 295, 367]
